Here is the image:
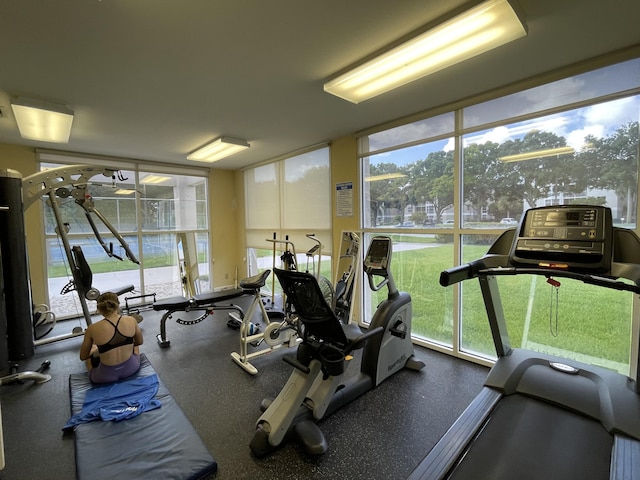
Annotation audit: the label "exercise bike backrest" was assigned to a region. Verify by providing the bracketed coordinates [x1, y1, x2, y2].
[273, 268, 349, 349]
[364, 236, 399, 297]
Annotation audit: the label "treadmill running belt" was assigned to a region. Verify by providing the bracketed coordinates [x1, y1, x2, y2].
[448, 394, 612, 480]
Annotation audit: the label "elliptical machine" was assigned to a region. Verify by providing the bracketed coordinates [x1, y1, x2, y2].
[250, 236, 424, 457]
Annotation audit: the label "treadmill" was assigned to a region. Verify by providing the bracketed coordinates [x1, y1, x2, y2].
[408, 205, 640, 480]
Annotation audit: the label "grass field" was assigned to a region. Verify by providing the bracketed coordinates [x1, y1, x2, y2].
[47, 237, 634, 374]
[382, 241, 633, 373]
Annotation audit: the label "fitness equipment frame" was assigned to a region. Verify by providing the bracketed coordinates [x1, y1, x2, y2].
[408, 205, 640, 480]
[250, 236, 424, 456]
[229, 270, 300, 375]
[228, 233, 304, 375]
[23, 165, 139, 346]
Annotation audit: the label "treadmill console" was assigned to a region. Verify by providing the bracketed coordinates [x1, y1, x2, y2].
[509, 205, 613, 272]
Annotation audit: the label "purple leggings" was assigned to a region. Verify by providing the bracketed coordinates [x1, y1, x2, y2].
[89, 354, 141, 384]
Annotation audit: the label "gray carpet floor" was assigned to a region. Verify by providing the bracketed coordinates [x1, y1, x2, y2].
[0, 295, 488, 480]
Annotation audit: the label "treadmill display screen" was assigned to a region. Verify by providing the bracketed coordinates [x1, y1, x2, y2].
[510, 205, 612, 272]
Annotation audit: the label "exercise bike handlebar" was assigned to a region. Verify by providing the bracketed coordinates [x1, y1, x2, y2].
[343, 326, 384, 356]
[281, 325, 385, 375]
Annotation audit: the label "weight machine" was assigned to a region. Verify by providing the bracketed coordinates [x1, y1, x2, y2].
[0, 165, 141, 355]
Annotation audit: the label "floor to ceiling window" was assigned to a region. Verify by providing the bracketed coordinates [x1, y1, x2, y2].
[37, 154, 210, 319]
[244, 147, 331, 297]
[360, 56, 640, 372]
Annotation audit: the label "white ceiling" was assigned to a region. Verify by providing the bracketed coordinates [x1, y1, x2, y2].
[0, 0, 639, 170]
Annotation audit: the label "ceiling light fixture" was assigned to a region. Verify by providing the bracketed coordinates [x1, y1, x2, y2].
[499, 146, 575, 163]
[187, 136, 250, 163]
[11, 97, 74, 143]
[324, 0, 527, 104]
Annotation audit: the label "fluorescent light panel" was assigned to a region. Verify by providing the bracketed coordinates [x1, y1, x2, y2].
[499, 146, 575, 163]
[365, 173, 408, 182]
[140, 174, 171, 184]
[11, 97, 74, 143]
[114, 189, 137, 195]
[324, 0, 527, 103]
[187, 136, 250, 163]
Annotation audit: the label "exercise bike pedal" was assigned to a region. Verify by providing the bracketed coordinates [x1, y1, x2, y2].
[389, 319, 407, 339]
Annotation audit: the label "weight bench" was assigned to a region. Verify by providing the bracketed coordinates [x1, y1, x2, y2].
[154, 288, 245, 347]
[66, 354, 217, 480]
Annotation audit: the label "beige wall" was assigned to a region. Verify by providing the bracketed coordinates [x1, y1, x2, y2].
[208, 168, 242, 289]
[329, 136, 361, 322]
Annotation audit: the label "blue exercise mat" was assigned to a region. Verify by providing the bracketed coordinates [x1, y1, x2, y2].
[67, 354, 217, 480]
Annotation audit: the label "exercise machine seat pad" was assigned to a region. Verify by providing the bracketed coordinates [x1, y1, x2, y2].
[193, 288, 244, 305]
[239, 270, 270, 290]
[153, 296, 192, 311]
[67, 354, 217, 480]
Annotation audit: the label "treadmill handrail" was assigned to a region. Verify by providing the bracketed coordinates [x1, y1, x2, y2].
[477, 267, 640, 294]
[441, 260, 640, 294]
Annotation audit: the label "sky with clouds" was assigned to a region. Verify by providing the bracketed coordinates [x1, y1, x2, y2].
[368, 59, 640, 166]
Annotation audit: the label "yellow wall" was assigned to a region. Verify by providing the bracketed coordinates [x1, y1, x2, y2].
[330, 136, 360, 255]
[329, 136, 361, 322]
[0, 143, 46, 305]
[208, 168, 242, 289]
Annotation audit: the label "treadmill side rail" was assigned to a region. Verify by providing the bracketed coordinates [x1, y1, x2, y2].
[611, 435, 640, 480]
[407, 387, 502, 480]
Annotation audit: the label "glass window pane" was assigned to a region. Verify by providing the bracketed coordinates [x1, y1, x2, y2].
[142, 233, 182, 297]
[46, 234, 140, 318]
[283, 148, 330, 230]
[362, 233, 454, 348]
[139, 172, 206, 231]
[460, 234, 633, 374]
[460, 234, 506, 358]
[462, 97, 640, 228]
[362, 138, 455, 229]
[363, 112, 454, 153]
[245, 164, 280, 229]
[463, 58, 640, 129]
[39, 158, 210, 321]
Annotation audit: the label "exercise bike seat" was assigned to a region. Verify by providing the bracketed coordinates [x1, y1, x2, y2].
[240, 269, 271, 291]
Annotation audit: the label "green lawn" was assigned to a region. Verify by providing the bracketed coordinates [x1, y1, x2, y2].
[49, 241, 634, 373]
[382, 243, 633, 372]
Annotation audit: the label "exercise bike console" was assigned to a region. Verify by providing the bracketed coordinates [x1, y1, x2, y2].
[364, 236, 396, 293]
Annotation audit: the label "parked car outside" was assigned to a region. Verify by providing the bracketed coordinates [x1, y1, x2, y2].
[500, 217, 518, 225]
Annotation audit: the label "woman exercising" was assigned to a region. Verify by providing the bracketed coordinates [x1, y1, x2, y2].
[80, 292, 143, 383]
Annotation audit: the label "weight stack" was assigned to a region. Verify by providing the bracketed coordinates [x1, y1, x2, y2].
[0, 169, 34, 361]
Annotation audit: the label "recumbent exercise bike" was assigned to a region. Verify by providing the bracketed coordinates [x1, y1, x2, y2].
[250, 235, 424, 457]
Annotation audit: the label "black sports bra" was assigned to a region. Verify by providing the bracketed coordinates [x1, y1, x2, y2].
[97, 315, 134, 354]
